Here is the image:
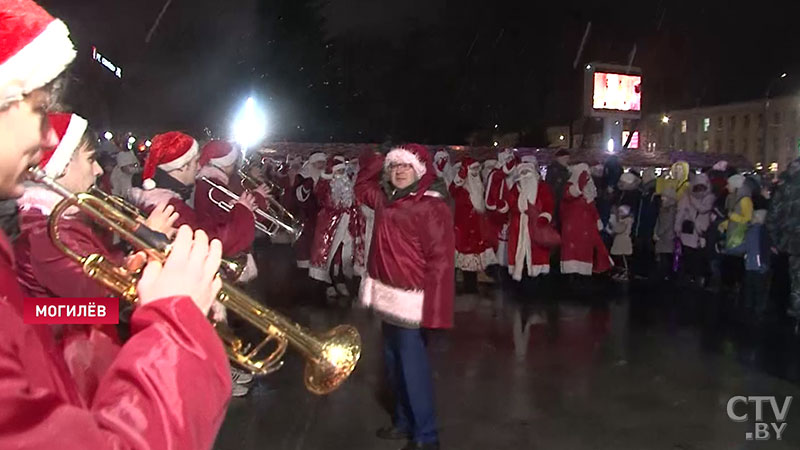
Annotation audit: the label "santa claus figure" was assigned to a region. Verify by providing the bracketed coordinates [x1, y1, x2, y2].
[506, 156, 555, 281]
[309, 156, 364, 298]
[484, 148, 518, 268]
[293, 152, 326, 269]
[433, 149, 455, 187]
[451, 157, 496, 292]
[560, 163, 613, 275]
[481, 159, 497, 185]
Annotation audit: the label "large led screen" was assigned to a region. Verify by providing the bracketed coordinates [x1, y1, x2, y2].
[592, 72, 641, 112]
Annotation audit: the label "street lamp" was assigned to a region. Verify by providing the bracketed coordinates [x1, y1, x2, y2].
[661, 115, 670, 124]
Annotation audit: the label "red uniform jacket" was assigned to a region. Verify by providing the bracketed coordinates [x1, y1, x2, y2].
[128, 185, 254, 257]
[355, 152, 454, 329]
[14, 186, 124, 402]
[0, 229, 231, 449]
[449, 178, 492, 256]
[560, 181, 612, 275]
[193, 165, 256, 252]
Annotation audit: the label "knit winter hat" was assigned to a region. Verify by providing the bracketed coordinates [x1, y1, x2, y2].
[385, 144, 428, 178]
[0, 0, 76, 108]
[199, 140, 238, 168]
[38, 112, 88, 178]
[727, 174, 745, 191]
[141, 131, 199, 190]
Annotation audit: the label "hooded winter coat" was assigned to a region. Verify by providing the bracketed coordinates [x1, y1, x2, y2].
[675, 173, 715, 249]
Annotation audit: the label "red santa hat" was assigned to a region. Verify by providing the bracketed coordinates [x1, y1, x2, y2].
[0, 0, 76, 107]
[460, 156, 480, 170]
[384, 144, 428, 178]
[433, 149, 449, 162]
[141, 131, 199, 190]
[321, 155, 347, 180]
[38, 112, 88, 178]
[199, 140, 239, 168]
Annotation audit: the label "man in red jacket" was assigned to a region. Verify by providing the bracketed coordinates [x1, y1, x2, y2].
[293, 152, 326, 270]
[14, 112, 178, 402]
[484, 148, 517, 274]
[356, 144, 454, 450]
[128, 131, 259, 257]
[0, 1, 231, 448]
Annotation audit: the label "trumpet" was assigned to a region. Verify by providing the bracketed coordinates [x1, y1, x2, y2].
[87, 186, 245, 280]
[200, 176, 303, 241]
[28, 168, 361, 395]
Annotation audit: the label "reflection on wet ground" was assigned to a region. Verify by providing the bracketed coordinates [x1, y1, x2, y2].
[216, 248, 800, 449]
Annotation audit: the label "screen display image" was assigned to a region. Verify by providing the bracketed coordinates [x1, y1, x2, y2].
[593, 72, 641, 112]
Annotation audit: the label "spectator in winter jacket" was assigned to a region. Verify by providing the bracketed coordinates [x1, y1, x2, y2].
[729, 209, 772, 318]
[633, 169, 660, 278]
[675, 173, 715, 284]
[766, 158, 800, 320]
[655, 187, 678, 279]
[610, 205, 634, 281]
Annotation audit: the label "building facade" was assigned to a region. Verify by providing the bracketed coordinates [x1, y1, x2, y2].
[641, 96, 800, 171]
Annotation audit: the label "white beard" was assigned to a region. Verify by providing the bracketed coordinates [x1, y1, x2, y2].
[300, 165, 323, 185]
[583, 178, 597, 203]
[435, 160, 450, 177]
[465, 173, 485, 213]
[517, 174, 539, 213]
[331, 174, 354, 209]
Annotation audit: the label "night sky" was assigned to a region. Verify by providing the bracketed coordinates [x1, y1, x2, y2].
[40, 0, 800, 145]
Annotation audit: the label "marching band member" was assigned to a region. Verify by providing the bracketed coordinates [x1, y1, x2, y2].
[14, 112, 178, 402]
[0, 1, 230, 447]
[294, 152, 326, 270]
[194, 139, 266, 282]
[484, 148, 517, 272]
[309, 155, 364, 301]
[129, 131, 259, 257]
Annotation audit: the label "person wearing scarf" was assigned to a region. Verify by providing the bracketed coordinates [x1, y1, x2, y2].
[356, 144, 453, 450]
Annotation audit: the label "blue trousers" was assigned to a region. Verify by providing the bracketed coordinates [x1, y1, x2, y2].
[382, 322, 439, 444]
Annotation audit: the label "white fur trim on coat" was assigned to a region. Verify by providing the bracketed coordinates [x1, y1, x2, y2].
[560, 260, 593, 276]
[296, 260, 310, 269]
[127, 187, 180, 210]
[359, 275, 424, 328]
[44, 114, 87, 179]
[309, 212, 353, 283]
[209, 149, 238, 169]
[455, 248, 497, 272]
[196, 165, 229, 184]
[0, 20, 76, 107]
[385, 148, 427, 178]
[18, 184, 79, 217]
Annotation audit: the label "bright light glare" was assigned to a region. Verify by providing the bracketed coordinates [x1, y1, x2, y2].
[127, 136, 136, 144]
[493, 141, 499, 147]
[559, 135, 565, 141]
[607, 138, 615, 153]
[232, 97, 267, 151]
[661, 115, 670, 124]
[104, 131, 113, 140]
[145, 140, 152, 147]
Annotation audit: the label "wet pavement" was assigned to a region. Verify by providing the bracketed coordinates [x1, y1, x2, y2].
[215, 247, 800, 449]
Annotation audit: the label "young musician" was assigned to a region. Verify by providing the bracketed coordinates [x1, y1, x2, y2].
[0, 2, 231, 448]
[128, 131, 259, 257]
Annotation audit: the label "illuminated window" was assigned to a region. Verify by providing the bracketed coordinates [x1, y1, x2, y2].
[681, 120, 687, 133]
[703, 118, 710, 132]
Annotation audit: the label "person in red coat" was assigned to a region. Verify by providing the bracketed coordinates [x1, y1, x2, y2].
[0, 2, 230, 447]
[484, 148, 517, 271]
[357, 144, 453, 450]
[14, 113, 179, 402]
[432, 149, 455, 188]
[128, 131, 258, 258]
[505, 157, 555, 281]
[194, 139, 267, 282]
[309, 155, 364, 299]
[293, 152, 326, 269]
[450, 156, 496, 293]
[560, 163, 613, 275]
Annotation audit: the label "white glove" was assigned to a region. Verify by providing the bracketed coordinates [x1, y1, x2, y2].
[597, 219, 604, 231]
[210, 300, 227, 322]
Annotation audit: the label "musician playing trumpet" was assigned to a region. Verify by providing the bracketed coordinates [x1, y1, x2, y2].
[14, 112, 179, 402]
